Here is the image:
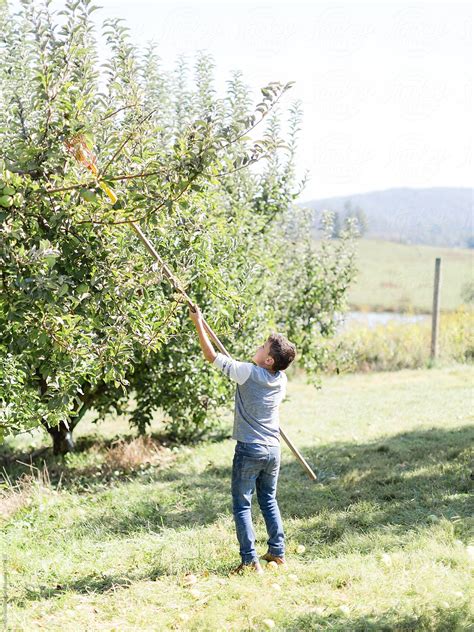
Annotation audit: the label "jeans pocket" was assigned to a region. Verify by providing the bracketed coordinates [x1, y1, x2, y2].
[266, 451, 281, 477]
[235, 448, 266, 480]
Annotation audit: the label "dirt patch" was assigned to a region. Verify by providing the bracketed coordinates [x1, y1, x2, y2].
[103, 435, 174, 472]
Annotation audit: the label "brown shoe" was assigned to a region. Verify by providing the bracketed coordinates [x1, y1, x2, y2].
[261, 552, 286, 565]
[230, 560, 264, 575]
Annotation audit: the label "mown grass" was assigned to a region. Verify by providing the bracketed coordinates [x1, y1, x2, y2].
[1, 363, 473, 631]
[342, 238, 473, 313]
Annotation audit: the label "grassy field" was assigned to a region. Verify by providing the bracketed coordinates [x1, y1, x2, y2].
[338, 238, 473, 313]
[1, 363, 473, 631]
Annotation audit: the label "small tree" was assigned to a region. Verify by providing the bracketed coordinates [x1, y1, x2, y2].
[0, 0, 358, 452]
[461, 280, 474, 304]
[331, 210, 342, 238]
[342, 200, 368, 237]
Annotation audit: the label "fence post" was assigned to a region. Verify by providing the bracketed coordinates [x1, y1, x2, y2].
[2, 554, 7, 632]
[431, 257, 441, 360]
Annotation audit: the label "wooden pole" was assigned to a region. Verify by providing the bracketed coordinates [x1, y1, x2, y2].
[2, 554, 7, 631]
[64, 138, 317, 482]
[431, 257, 441, 360]
[130, 222, 317, 481]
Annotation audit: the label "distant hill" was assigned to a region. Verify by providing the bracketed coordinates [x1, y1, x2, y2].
[300, 187, 473, 248]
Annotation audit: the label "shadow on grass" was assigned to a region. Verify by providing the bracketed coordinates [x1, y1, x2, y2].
[20, 572, 138, 605]
[7, 425, 474, 604]
[0, 430, 169, 468]
[283, 601, 472, 632]
[14, 557, 235, 608]
[279, 425, 473, 543]
[0, 427, 231, 490]
[59, 425, 474, 544]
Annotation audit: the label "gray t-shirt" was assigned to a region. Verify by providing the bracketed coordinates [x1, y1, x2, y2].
[212, 352, 287, 446]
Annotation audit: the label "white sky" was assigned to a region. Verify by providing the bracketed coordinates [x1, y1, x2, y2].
[15, 0, 474, 200]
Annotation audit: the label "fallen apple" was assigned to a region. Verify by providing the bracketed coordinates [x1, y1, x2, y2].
[296, 544, 306, 554]
[262, 619, 275, 629]
[381, 553, 392, 566]
[266, 561, 278, 570]
[183, 573, 198, 586]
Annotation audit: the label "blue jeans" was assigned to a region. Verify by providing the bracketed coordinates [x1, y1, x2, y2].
[231, 441, 285, 563]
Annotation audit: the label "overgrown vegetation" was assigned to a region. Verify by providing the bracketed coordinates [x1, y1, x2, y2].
[330, 307, 474, 373]
[0, 0, 358, 452]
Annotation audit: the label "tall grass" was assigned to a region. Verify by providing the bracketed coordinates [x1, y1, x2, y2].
[333, 307, 473, 372]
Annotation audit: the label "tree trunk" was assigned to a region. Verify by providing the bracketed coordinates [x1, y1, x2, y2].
[39, 379, 108, 455]
[45, 421, 75, 455]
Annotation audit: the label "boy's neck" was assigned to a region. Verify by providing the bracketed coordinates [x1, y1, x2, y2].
[256, 362, 277, 374]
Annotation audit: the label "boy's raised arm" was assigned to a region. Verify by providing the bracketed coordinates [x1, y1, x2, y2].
[189, 304, 217, 363]
[188, 304, 252, 385]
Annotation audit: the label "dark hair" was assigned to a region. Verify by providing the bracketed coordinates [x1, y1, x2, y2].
[267, 333, 296, 371]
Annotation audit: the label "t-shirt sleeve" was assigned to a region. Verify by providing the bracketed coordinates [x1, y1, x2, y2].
[212, 352, 253, 385]
[281, 373, 288, 400]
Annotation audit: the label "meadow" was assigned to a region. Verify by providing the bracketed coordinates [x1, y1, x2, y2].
[339, 238, 473, 313]
[2, 363, 473, 631]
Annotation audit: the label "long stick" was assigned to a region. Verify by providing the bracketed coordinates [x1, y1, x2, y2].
[131, 223, 317, 481]
[65, 136, 317, 481]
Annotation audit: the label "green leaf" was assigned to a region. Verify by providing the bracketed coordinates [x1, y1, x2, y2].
[45, 254, 58, 268]
[76, 283, 89, 295]
[80, 188, 97, 203]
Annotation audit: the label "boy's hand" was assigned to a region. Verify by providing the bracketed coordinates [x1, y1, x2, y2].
[189, 303, 203, 325]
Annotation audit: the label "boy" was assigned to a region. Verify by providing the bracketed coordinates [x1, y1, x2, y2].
[189, 304, 296, 575]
